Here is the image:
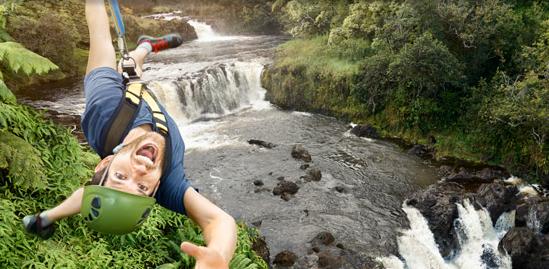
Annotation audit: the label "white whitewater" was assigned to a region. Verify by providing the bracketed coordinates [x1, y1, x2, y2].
[187, 20, 240, 42]
[380, 200, 514, 269]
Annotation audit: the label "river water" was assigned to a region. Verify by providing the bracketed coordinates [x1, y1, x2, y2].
[16, 20, 453, 268]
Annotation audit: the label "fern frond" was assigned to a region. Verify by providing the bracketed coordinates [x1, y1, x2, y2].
[230, 254, 256, 269]
[0, 130, 47, 190]
[0, 79, 15, 104]
[0, 42, 58, 76]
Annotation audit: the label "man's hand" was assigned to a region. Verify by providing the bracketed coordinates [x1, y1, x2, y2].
[181, 242, 229, 269]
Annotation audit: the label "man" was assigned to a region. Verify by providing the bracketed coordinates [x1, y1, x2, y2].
[22, 0, 237, 268]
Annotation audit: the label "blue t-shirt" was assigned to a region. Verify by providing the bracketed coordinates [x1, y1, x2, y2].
[81, 67, 190, 215]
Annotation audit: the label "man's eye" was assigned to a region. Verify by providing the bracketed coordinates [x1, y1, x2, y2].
[138, 184, 148, 192]
[115, 172, 126, 180]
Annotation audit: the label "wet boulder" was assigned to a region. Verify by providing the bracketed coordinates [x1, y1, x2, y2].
[474, 182, 519, 224]
[406, 182, 466, 257]
[248, 139, 276, 149]
[317, 250, 343, 269]
[499, 227, 544, 269]
[311, 232, 335, 247]
[407, 144, 434, 159]
[291, 144, 312, 162]
[303, 168, 322, 182]
[273, 180, 299, 200]
[252, 236, 270, 265]
[273, 250, 298, 267]
[350, 124, 379, 139]
[516, 198, 549, 233]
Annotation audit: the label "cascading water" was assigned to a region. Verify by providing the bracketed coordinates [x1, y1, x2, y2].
[148, 62, 267, 124]
[379, 200, 514, 269]
[187, 20, 239, 42]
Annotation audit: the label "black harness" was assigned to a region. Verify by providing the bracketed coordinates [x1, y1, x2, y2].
[101, 68, 172, 177]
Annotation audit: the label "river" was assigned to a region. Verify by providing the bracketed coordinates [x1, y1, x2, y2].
[16, 19, 456, 268]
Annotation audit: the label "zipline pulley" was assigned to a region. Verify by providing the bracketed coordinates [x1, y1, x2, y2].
[108, 0, 139, 83]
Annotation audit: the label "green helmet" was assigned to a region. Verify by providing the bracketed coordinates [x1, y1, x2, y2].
[81, 185, 155, 234]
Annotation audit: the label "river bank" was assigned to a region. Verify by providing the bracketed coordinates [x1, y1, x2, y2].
[260, 36, 548, 186]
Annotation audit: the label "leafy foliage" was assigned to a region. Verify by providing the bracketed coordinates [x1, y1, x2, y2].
[0, 42, 58, 76]
[265, 0, 549, 178]
[0, 79, 15, 104]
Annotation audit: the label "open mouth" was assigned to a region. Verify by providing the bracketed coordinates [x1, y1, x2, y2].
[136, 143, 158, 164]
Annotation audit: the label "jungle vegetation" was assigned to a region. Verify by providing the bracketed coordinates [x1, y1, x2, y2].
[262, 0, 549, 180]
[0, 1, 266, 268]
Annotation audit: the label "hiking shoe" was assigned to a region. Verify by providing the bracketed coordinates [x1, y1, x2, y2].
[22, 214, 56, 240]
[137, 33, 183, 52]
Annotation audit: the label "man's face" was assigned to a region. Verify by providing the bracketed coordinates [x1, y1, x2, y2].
[98, 132, 166, 197]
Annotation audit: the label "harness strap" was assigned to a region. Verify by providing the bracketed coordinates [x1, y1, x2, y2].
[102, 82, 172, 181]
[102, 84, 143, 157]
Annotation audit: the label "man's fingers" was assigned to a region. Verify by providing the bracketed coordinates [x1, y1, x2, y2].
[180, 242, 203, 258]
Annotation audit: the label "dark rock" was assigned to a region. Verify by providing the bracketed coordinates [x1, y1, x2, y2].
[532, 200, 549, 234]
[312, 247, 320, 253]
[253, 180, 264, 186]
[474, 182, 519, 224]
[300, 164, 310, 170]
[517, 198, 549, 234]
[273, 250, 298, 267]
[407, 144, 434, 159]
[248, 139, 276, 149]
[335, 186, 347, 193]
[499, 227, 539, 269]
[303, 168, 322, 182]
[317, 250, 343, 269]
[481, 246, 503, 269]
[350, 124, 379, 139]
[268, 172, 273, 175]
[311, 232, 335, 247]
[251, 237, 270, 265]
[291, 144, 312, 162]
[251, 220, 262, 227]
[336, 243, 344, 249]
[438, 165, 454, 178]
[476, 167, 509, 181]
[280, 193, 292, 201]
[273, 180, 299, 196]
[516, 203, 529, 227]
[406, 182, 466, 257]
[277, 176, 285, 181]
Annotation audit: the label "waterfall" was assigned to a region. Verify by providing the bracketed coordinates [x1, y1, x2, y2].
[147, 62, 267, 125]
[379, 200, 514, 269]
[187, 20, 238, 42]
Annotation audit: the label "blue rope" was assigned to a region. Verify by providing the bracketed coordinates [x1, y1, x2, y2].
[108, 0, 125, 37]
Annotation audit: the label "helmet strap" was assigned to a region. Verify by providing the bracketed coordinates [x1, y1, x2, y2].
[98, 159, 114, 187]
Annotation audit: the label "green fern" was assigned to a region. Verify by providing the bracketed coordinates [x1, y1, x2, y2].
[0, 130, 46, 190]
[0, 79, 14, 104]
[230, 254, 258, 269]
[0, 41, 58, 76]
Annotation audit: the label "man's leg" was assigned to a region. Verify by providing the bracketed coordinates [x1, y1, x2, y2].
[119, 48, 149, 77]
[86, 0, 117, 75]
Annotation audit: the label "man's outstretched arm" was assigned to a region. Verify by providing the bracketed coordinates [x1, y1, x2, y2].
[86, 0, 117, 74]
[182, 188, 237, 268]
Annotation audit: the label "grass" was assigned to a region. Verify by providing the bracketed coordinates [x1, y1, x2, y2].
[274, 36, 363, 77]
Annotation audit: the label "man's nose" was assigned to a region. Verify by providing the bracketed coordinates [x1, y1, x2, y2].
[133, 159, 150, 175]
